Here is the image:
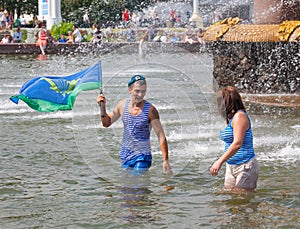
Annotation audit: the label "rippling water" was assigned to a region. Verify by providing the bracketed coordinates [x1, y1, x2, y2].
[0, 46, 299, 228]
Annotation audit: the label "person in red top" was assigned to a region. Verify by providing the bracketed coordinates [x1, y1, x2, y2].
[122, 8, 131, 27]
[169, 9, 176, 27]
[36, 26, 48, 55]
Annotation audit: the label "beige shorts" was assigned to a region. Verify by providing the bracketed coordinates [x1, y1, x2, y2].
[224, 157, 259, 190]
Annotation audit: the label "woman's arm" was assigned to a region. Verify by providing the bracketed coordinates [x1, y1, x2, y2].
[210, 112, 249, 176]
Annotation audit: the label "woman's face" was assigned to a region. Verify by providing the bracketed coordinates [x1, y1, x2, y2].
[129, 83, 147, 104]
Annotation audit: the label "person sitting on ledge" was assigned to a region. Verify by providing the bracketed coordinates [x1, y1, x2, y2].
[0, 34, 10, 44]
[57, 34, 67, 43]
[66, 31, 74, 44]
[13, 27, 22, 43]
[196, 28, 205, 44]
[170, 33, 181, 42]
[90, 26, 103, 44]
[72, 25, 82, 43]
[147, 25, 157, 42]
[125, 24, 135, 42]
[46, 30, 56, 44]
[36, 26, 48, 55]
[184, 26, 197, 44]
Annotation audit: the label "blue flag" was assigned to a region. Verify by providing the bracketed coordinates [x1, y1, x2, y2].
[10, 61, 102, 112]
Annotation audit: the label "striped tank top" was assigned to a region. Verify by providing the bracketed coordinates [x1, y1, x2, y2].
[220, 110, 255, 165]
[120, 99, 152, 164]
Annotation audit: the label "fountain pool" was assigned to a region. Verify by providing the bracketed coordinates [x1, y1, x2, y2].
[0, 46, 299, 228]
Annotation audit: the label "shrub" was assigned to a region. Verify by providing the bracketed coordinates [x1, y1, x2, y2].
[51, 22, 74, 40]
[21, 29, 27, 42]
[84, 34, 93, 42]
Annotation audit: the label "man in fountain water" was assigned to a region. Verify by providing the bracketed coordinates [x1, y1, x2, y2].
[97, 75, 172, 175]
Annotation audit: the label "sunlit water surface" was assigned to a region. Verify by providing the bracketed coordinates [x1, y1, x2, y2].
[0, 46, 299, 228]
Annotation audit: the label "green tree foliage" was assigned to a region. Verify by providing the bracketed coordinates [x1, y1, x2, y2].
[2, 0, 155, 27]
[0, 0, 38, 17]
[61, 0, 91, 25]
[62, 0, 155, 27]
[51, 21, 73, 40]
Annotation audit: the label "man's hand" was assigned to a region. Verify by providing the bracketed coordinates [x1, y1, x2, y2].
[163, 160, 173, 175]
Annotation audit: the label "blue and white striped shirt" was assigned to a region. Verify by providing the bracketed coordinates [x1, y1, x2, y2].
[120, 99, 152, 164]
[220, 110, 255, 165]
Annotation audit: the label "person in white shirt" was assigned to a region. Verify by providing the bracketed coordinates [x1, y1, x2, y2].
[1, 34, 10, 44]
[83, 12, 90, 28]
[72, 25, 82, 43]
[20, 15, 26, 27]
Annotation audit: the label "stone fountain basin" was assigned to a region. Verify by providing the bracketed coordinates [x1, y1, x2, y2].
[242, 94, 300, 115]
[243, 94, 300, 108]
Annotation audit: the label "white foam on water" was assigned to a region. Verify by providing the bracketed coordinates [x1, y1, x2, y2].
[33, 111, 74, 120]
[0, 99, 34, 114]
[150, 139, 219, 175]
[255, 135, 299, 147]
[69, 123, 102, 130]
[258, 143, 300, 163]
[0, 108, 34, 115]
[152, 140, 208, 157]
[167, 129, 214, 142]
[290, 124, 300, 132]
[117, 68, 176, 74]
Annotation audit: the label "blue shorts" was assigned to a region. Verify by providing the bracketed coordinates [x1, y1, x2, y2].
[122, 154, 152, 174]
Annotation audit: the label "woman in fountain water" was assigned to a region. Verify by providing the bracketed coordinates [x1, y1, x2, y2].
[97, 75, 172, 175]
[210, 86, 259, 192]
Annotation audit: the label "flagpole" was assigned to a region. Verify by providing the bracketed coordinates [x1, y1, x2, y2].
[98, 60, 105, 118]
[99, 88, 105, 117]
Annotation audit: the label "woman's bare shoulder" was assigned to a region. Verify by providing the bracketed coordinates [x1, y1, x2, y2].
[233, 111, 249, 128]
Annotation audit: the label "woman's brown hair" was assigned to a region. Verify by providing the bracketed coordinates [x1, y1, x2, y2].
[216, 86, 246, 123]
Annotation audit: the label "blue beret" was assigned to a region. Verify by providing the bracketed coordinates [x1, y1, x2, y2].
[128, 75, 145, 86]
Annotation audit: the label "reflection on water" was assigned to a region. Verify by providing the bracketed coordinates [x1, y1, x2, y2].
[36, 54, 47, 61]
[0, 48, 299, 228]
[117, 174, 157, 224]
[210, 190, 300, 228]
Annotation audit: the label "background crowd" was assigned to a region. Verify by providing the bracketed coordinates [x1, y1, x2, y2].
[0, 6, 205, 45]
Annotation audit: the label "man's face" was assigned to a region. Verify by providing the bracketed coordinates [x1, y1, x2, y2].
[129, 83, 147, 104]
